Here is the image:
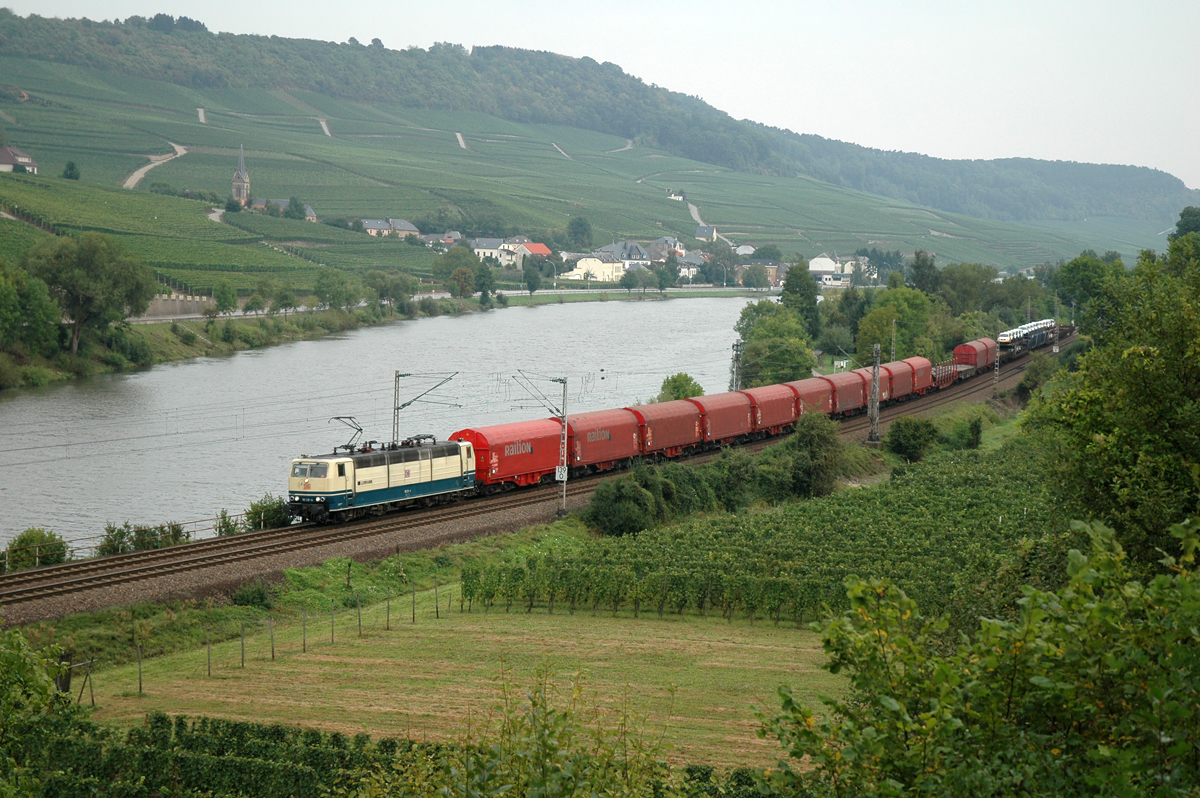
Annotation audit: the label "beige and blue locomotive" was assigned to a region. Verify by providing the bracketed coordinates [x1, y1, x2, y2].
[287, 435, 475, 523]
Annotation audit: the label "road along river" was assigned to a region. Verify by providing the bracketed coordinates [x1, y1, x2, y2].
[0, 297, 752, 547]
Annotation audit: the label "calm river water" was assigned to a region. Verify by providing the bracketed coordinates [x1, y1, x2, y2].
[0, 297, 752, 548]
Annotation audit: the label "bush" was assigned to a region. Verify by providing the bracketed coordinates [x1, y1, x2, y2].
[20, 365, 54, 386]
[5, 528, 68, 571]
[418, 296, 439, 316]
[245, 493, 292, 530]
[214, 509, 241, 537]
[99, 521, 133, 555]
[232, 578, 273, 609]
[0, 352, 21, 389]
[584, 474, 659, 536]
[885, 416, 939, 462]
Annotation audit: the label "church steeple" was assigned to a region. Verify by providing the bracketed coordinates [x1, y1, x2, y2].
[231, 145, 250, 205]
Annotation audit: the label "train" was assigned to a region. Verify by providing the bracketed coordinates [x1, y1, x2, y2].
[287, 319, 1061, 523]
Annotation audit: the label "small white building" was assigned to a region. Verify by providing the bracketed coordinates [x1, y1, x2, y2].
[564, 254, 624, 282]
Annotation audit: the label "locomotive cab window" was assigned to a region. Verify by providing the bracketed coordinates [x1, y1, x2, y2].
[310, 464, 328, 479]
[337, 463, 346, 477]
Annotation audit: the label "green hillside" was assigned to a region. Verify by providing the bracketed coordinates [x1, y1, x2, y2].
[0, 50, 1175, 290]
[1, 8, 1195, 229]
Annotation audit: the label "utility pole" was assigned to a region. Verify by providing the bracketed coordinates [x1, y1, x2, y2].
[993, 353, 1000, 398]
[730, 341, 744, 391]
[552, 377, 568, 516]
[868, 344, 881, 446]
[890, 318, 897, 362]
[392, 372, 460, 445]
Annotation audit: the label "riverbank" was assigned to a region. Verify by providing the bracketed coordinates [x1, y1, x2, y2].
[0, 287, 767, 392]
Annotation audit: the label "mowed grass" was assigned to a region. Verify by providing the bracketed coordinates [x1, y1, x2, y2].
[88, 585, 839, 767]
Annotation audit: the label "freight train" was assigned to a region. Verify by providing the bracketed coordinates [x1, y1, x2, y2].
[288, 320, 1061, 523]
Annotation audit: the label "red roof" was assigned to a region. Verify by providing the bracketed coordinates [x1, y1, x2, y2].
[523, 243, 552, 256]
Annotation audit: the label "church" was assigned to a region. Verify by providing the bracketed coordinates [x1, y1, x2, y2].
[231, 145, 250, 205]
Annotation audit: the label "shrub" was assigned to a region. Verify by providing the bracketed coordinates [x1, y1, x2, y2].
[245, 493, 292, 530]
[5, 528, 68, 571]
[214, 509, 241, 537]
[20, 365, 53, 386]
[885, 416, 939, 462]
[418, 296, 439, 316]
[232, 578, 273, 609]
[584, 476, 659, 536]
[98, 522, 132, 555]
[0, 352, 20, 389]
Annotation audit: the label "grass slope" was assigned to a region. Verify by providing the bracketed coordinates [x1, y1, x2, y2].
[0, 54, 1166, 289]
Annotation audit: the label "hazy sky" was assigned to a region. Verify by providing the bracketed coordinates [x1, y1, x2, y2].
[11, 0, 1199, 188]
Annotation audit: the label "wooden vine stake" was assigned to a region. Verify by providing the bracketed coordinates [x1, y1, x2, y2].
[137, 645, 143, 693]
[435, 579, 440, 620]
[206, 629, 211, 676]
[240, 624, 245, 668]
[386, 587, 391, 631]
[412, 585, 416, 624]
[356, 593, 362, 637]
[330, 600, 335, 644]
[302, 609, 306, 653]
[269, 616, 275, 661]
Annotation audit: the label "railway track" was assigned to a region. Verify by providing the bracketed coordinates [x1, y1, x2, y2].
[0, 342, 1060, 608]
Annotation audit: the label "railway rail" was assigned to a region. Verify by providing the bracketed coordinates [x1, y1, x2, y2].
[0, 345, 1052, 609]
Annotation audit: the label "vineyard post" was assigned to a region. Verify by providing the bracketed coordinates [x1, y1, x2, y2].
[356, 593, 362, 637]
[435, 579, 439, 620]
[868, 344, 881, 445]
[331, 600, 335, 644]
[412, 585, 416, 624]
[269, 616, 275, 660]
[386, 588, 391, 631]
[448, 590, 452, 616]
[86, 661, 95, 706]
[240, 624, 245, 668]
[302, 609, 307, 653]
[206, 630, 211, 676]
[137, 645, 143, 694]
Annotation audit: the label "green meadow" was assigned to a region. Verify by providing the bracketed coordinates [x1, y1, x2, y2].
[0, 54, 1162, 294]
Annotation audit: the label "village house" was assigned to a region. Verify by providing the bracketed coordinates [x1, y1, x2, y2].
[361, 219, 390, 236]
[0, 145, 39, 174]
[389, 218, 419, 236]
[595, 241, 651, 271]
[695, 225, 717, 242]
[563, 252, 624, 282]
[469, 237, 505, 261]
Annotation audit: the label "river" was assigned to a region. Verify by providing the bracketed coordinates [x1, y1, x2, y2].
[0, 297, 752, 548]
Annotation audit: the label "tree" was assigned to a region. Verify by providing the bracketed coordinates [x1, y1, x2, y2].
[762, 523, 1200, 798]
[433, 245, 480, 284]
[364, 270, 417, 315]
[938, 262, 998, 316]
[741, 263, 770, 289]
[242, 293, 266, 315]
[523, 262, 542, 294]
[282, 196, 307, 220]
[212, 278, 238, 317]
[566, 215, 592, 250]
[656, 372, 703, 402]
[654, 255, 680, 291]
[449, 267, 475, 298]
[472, 259, 496, 302]
[223, 195, 241, 213]
[780, 262, 820, 338]
[60, 160, 80, 180]
[22, 233, 156, 356]
[1056, 251, 1126, 334]
[739, 311, 816, 387]
[855, 306, 901, 359]
[271, 285, 296, 316]
[619, 269, 637, 293]
[907, 249, 940, 294]
[754, 244, 783, 261]
[1172, 206, 1200, 240]
[1029, 236, 1200, 565]
[0, 263, 59, 355]
[886, 269, 905, 289]
[313, 269, 358, 311]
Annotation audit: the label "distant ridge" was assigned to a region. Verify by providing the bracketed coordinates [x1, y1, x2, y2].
[1, 8, 1195, 225]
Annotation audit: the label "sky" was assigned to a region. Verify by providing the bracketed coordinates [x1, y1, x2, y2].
[10, 0, 1200, 189]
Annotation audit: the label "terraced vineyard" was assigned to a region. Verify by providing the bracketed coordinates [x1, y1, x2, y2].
[0, 53, 1162, 293]
[461, 437, 1065, 627]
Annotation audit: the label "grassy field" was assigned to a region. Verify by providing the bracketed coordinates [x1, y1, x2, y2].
[86, 582, 837, 767]
[0, 53, 1166, 293]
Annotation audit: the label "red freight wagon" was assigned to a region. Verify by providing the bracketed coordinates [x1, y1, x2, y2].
[685, 392, 753, 442]
[625, 400, 702, 457]
[902, 357, 934, 393]
[953, 338, 997, 372]
[450, 419, 563, 487]
[818, 372, 867, 415]
[882, 360, 914, 400]
[852, 367, 889, 402]
[739, 384, 799, 434]
[785, 378, 833, 415]
[567, 409, 640, 469]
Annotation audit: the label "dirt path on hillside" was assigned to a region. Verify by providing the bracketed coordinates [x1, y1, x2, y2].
[688, 202, 734, 245]
[197, 108, 206, 124]
[455, 132, 468, 149]
[317, 118, 331, 136]
[123, 142, 187, 189]
[608, 139, 634, 153]
[552, 143, 572, 160]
